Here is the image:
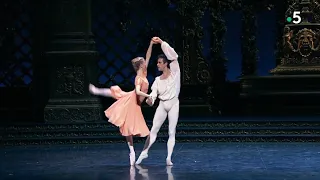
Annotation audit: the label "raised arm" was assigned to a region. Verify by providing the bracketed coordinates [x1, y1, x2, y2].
[160, 40, 180, 75]
[160, 41, 178, 61]
[145, 40, 154, 68]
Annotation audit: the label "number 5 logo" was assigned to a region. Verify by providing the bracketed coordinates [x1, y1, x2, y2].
[293, 11, 301, 24]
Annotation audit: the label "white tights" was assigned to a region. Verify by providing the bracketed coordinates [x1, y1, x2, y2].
[89, 84, 135, 163]
[142, 98, 179, 162]
[89, 84, 112, 97]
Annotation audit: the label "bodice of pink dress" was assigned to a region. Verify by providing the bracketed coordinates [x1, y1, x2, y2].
[135, 76, 149, 104]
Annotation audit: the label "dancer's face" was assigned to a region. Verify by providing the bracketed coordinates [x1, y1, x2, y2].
[157, 58, 167, 71]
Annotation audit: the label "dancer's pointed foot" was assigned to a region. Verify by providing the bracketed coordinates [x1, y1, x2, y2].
[166, 158, 173, 166]
[135, 151, 148, 165]
[89, 84, 97, 94]
[129, 152, 136, 166]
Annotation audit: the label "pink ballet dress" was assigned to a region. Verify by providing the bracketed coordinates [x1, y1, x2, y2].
[105, 76, 150, 137]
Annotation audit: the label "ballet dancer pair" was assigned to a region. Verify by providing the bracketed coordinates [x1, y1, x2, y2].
[89, 37, 180, 166]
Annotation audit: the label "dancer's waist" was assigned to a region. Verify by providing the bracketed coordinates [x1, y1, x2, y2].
[159, 96, 178, 102]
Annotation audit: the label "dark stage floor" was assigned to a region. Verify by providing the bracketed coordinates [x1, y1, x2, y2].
[1, 143, 320, 180]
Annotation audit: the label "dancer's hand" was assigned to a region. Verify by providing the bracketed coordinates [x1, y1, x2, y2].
[152, 37, 162, 44]
[146, 97, 153, 106]
[150, 39, 155, 45]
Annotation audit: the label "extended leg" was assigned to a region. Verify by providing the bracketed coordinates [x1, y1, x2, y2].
[89, 84, 112, 97]
[166, 100, 179, 166]
[126, 136, 135, 166]
[135, 102, 167, 164]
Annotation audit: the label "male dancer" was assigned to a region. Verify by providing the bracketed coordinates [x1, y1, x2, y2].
[136, 37, 180, 166]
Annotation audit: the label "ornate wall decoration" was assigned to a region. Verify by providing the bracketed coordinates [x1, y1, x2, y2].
[283, 27, 320, 57]
[207, 0, 240, 113]
[176, 0, 193, 84]
[271, 0, 320, 74]
[3, 120, 320, 145]
[55, 65, 85, 95]
[176, 0, 210, 85]
[241, 1, 258, 76]
[44, 106, 101, 123]
[197, 61, 211, 84]
[192, 0, 211, 85]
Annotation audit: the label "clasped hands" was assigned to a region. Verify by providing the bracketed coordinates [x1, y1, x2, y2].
[146, 95, 153, 106]
[150, 37, 162, 45]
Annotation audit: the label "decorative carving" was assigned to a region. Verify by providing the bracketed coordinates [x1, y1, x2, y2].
[182, 41, 191, 84]
[206, 86, 213, 112]
[270, 66, 320, 74]
[285, 0, 320, 23]
[177, 0, 208, 85]
[44, 106, 101, 123]
[284, 27, 320, 57]
[281, 57, 320, 65]
[197, 61, 211, 84]
[3, 119, 320, 145]
[241, 2, 258, 76]
[311, 0, 320, 22]
[56, 65, 85, 95]
[271, 0, 320, 74]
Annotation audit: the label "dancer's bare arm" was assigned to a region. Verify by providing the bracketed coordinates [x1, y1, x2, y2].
[153, 37, 180, 75]
[145, 40, 155, 68]
[135, 77, 150, 98]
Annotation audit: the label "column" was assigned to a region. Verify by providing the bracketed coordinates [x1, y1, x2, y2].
[43, 0, 102, 123]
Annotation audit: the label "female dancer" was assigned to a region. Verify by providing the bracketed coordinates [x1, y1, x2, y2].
[89, 39, 155, 165]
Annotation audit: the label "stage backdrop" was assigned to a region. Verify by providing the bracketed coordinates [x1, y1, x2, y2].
[0, 0, 284, 121]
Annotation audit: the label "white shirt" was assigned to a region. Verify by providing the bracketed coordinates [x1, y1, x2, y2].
[149, 41, 180, 104]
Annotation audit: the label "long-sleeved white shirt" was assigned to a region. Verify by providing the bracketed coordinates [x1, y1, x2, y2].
[149, 41, 180, 104]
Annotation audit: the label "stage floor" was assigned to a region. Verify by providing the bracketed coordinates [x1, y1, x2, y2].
[1, 143, 320, 180]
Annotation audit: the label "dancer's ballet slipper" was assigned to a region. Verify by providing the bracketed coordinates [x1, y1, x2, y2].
[166, 158, 173, 166]
[89, 84, 97, 94]
[129, 152, 136, 166]
[135, 152, 148, 165]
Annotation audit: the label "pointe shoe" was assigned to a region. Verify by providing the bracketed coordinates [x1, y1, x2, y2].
[129, 152, 136, 166]
[135, 152, 148, 165]
[166, 158, 173, 166]
[88, 84, 96, 94]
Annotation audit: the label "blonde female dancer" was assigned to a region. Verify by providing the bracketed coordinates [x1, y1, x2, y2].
[89, 39, 155, 165]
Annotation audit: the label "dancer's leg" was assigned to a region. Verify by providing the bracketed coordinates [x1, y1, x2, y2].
[144, 103, 168, 152]
[135, 102, 167, 164]
[89, 84, 112, 97]
[126, 136, 135, 165]
[166, 100, 179, 166]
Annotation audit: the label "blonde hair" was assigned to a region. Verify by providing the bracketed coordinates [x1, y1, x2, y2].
[131, 57, 145, 72]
